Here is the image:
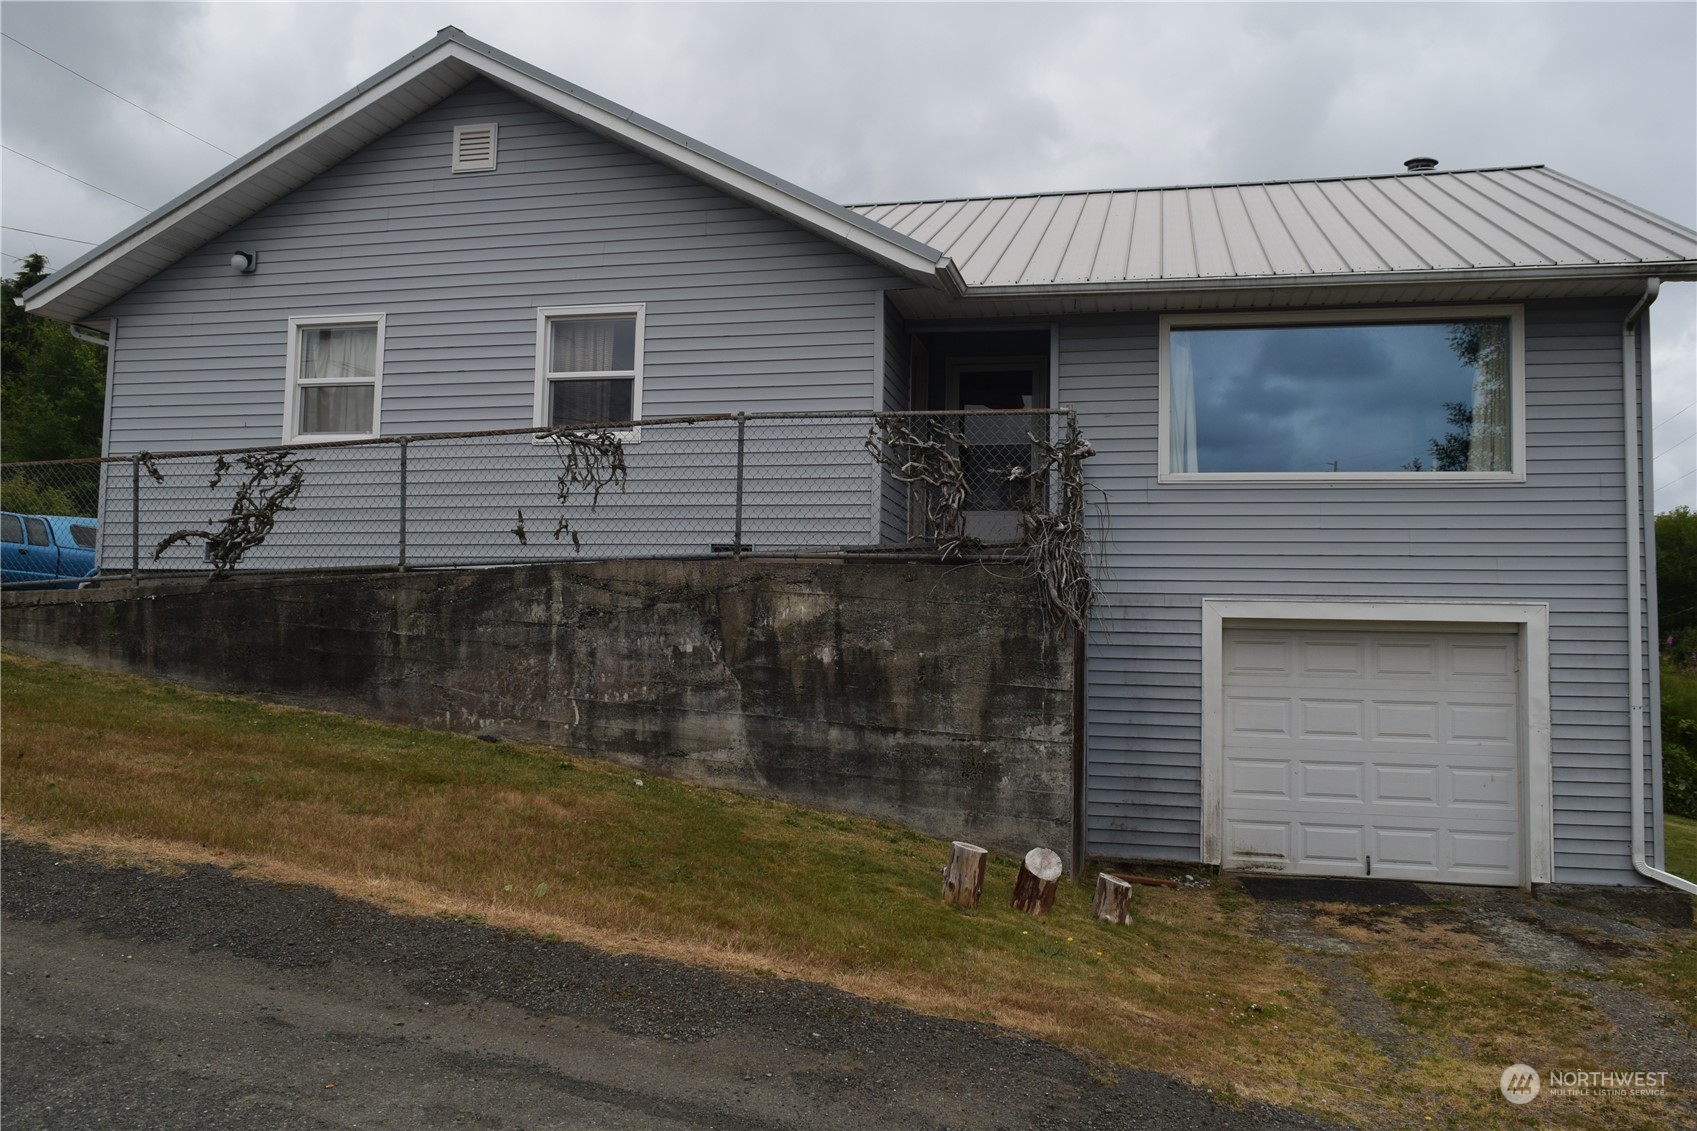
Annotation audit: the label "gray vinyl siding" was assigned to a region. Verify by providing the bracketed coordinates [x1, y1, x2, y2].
[1062, 299, 1653, 885]
[878, 296, 911, 543]
[97, 80, 900, 569]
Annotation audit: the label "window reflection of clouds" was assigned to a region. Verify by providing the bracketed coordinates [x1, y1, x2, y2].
[1180, 322, 1497, 473]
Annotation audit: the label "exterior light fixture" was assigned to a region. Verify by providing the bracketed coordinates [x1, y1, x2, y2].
[230, 250, 259, 274]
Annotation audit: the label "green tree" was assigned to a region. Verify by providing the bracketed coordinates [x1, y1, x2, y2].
[1661, 507, 1697, 818]
[1, 253, 107, 463]
[1660, 506, 1697, 652]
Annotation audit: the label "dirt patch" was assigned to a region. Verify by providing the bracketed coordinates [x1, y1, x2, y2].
[1286, 954, 1429, 1065]
[1243, 878, 1696, 1127]
[1569, 976, 1697, 1086]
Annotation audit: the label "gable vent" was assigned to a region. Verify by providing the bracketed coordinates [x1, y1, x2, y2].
[452, 123, 498, 173]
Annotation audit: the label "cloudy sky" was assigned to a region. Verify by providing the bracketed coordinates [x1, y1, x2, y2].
[2, 1, 1692, 508]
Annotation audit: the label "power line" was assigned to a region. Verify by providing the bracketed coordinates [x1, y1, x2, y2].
[1, 224, 96, 244]
[1660, 466, 1695, 498]
[1, 31, 237, 158]
[1653, 402, 1695, 463]
[1653, 400, 1694, 441]
[2, 144, 150, 210]
[1655, 438, 1696, 465]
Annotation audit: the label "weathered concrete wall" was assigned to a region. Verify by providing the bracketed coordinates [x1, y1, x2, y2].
[3, 559, 1076, 864]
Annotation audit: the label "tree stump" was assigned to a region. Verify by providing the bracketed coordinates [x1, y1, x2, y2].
[1091, 873, 1134, 925]
[941, 841, 988, 908]
[1010, 847, 1064, 914]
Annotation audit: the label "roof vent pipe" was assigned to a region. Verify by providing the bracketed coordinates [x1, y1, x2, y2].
[1404, 157, 1438, 172]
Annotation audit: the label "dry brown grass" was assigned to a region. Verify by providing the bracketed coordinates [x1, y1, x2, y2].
[3, 652, 1691, 1128]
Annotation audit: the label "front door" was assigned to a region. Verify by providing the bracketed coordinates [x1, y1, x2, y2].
[945, 357, 1048, 543]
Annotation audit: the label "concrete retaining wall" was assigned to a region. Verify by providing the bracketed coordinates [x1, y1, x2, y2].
[2, 559, 1077, 864]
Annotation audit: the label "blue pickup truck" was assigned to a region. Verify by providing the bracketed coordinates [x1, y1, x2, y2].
[1, 512, 99, 588]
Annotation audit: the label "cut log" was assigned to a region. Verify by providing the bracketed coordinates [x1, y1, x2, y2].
[1010, 847, 1064, 914]
[1091, 873, 1135, 925]
[941, 841, 988, 908]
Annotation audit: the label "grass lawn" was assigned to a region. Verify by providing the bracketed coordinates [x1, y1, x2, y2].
[3, 651, 1691, 1130]
[1666, 813, 1697, 883]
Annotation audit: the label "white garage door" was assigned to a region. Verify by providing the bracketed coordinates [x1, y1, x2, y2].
[1221, 626, 1522, 886]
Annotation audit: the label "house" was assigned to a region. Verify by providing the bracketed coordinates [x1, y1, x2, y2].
[20, 27, 1697, 894]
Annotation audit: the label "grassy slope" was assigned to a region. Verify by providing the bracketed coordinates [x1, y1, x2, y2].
[3, 652, 1689, 1130]
[1666, 813, 1697, 883]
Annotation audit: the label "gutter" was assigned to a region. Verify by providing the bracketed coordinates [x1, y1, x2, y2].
[1620, 277, 1696, 896]
[951, 262, 1697, 301]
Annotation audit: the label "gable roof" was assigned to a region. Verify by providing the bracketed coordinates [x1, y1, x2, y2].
[22, 29, 1697, 324]
[21, 27, 956, 325]
[850, 166, 1697, 295]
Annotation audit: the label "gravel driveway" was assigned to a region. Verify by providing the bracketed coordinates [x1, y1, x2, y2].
[2, 839, 1330, 1131]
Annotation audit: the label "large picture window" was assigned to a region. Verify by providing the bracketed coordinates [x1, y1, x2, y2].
[283, 313, 384, 441]
[534, 305, 644, 433]
[1160, 307, 1523, 481]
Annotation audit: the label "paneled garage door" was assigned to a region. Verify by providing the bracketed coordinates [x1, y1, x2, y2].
[1221, 626, 1522, 886]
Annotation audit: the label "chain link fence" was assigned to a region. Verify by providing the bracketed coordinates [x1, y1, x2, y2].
[1, 409, 1076, 587]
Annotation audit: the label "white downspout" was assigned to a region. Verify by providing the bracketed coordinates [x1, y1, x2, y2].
[1621, 278, 1696, 895]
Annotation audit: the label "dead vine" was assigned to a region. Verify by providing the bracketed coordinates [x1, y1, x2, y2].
[152, 450, 307, 572]
[864, 415, 976, 558]
[1007, 427, 1097, 630]
[527, 428, 629, 552]
[867, 414, 1097, 631]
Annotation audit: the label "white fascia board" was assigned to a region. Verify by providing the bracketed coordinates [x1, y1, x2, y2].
[22, 47, 472, 321]
[450, 45, 945, 283]
[24, 36, 948, 323]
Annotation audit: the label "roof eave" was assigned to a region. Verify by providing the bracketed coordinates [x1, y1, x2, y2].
[444, 38, 945, 284]
[953, 262, 1697, 300]
[21, 30, 948, 323]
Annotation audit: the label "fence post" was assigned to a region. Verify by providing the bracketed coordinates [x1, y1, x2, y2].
[397, 437, 409, 571]
[130, 453, 141, 584]
[733, 412, 746, 559]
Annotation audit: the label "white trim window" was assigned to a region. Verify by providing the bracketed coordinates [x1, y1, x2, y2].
[1158, 305, 1526, 483]
[283, 313, 385, 441]
[533, 304, 644, 434]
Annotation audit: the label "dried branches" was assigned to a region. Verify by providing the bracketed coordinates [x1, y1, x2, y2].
[153, 450, 306, 571]
[867, 413, 1097, 631]
[865, 415, 976, 558]
[529, 428, 629, 552]
[1008, 427, 1097, 631]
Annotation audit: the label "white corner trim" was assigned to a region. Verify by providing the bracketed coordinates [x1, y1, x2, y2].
[1198, 598, 1553, 886]
[93, 316, 119, 571]
[281, 312, 386, 443]
[1157, 305, 1528, 485]
[868, 292, 887, 543]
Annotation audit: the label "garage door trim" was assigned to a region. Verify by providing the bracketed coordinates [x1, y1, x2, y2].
[1200, 600, 1552, 886]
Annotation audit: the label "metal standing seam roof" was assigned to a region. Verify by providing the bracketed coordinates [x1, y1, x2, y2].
[20, 25, 1697, 323]
[848, 166, 1697, 291]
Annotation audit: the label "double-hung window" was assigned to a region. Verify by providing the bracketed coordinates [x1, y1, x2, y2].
[283, 313, 384, 441]
[534, 305, 644, 434]
[1159, 306, 1524, 482]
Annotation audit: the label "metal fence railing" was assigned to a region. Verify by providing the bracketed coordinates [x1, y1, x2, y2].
[0, 409, 1076, 586]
